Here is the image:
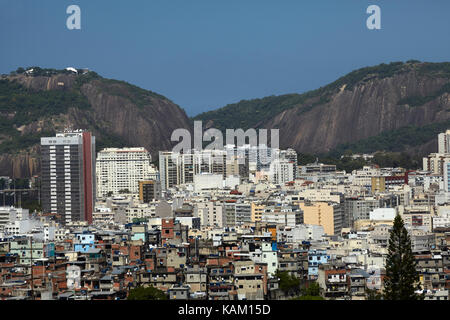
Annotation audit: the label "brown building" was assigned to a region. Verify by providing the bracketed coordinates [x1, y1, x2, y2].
[139, 180, 161, 203]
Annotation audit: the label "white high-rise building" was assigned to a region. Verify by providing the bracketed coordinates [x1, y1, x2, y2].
[438, 130, 450, 154]
[423, 130, 450, 174]
[444, 160, 450, 192]
[96, 147, 158, 197]
[159, 147, 284, 190]
[269, 159, 295, 185]
[159, 150, 228, 190]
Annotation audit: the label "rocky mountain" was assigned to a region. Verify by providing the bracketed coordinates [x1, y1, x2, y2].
[194, 61, 450, 156]
[3, 61, 450, 178]
[0, 68, 191, 178]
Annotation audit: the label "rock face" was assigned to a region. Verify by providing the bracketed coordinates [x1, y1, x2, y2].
[0, 72, 192, 178]
[195, 62, 450, 154]
[0, 150, 39, 179]
[266, 70, 450, 153]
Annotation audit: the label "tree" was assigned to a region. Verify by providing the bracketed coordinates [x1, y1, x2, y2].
[275, 270, 300, 296]
[293, 281, 324, 300]
[0, 178, 7, 190]
[300, 281, 321, 296]
[366, 288, 382, 300]
[21, 200, 42, 213]
[127, 286, 167, 300]
[383, 214, 423, 300]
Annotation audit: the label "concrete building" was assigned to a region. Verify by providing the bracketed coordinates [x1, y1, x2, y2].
[444, 160, 450, 192]
[0, 207, 29, 229]
[41, 130, 95, 225]
[269, 159, 294, 185]
[96, 147, 158, 197]
[193, 174, 223, 192]
[261, 205, 303, 227]
[277, 224, 325, 243]
[300, 202, 343, 236]
[438, 130, 450, 154]
[139, 180, 161, 203]
[235, 203, 252, 225]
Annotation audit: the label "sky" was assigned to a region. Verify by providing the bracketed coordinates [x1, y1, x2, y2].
[0, 0, 449, 116]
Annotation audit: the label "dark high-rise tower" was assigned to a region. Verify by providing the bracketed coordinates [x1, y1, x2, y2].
[41, 130, 95, 225]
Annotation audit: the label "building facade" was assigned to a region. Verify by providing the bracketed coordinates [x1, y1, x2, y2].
[41, 130, 95, 225]
[96, 147, 157, 197]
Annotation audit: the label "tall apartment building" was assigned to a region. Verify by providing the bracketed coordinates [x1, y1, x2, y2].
[235, 202, 252, 225]
[159, 150, 230, 190]
[279, 148, 298, 179]
[159, 151, 181, 191]
[195, 201, 225, 227]
[41, 130, 95, 225]
[423, 130, 450, 174]
[96, 147, 158, 197]
[444, 161, 450, 192]
[269, 159, 295, 185]
[224, 201, 237, 227]
[159, 147, 283, 190]
[438, 130, 450, 154]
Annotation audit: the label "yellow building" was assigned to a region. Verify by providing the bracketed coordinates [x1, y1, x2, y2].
[371, 177, 386, 193]
[251, 202, 265, 222]
[299, 202, 336, 236]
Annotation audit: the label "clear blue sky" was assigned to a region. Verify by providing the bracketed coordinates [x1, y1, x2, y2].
[1, 0, 449, 116]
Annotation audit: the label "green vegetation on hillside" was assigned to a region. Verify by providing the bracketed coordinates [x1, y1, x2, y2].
[299, 151, 421, 172]
[0, 67, 177, 155]
[397, 82, 450, 107]
[0, 79, 90, 128]
[418, 62, 450, 78]
[97, 78, 170, 109]
[193, 61, 421, 131]
[328, 121, 450, 157]
[297, 120, 447, 171]
[0, 78, 89, 153]
[0, 130, 55, 154]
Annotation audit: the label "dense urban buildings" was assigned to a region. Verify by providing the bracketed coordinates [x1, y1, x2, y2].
[0, 130, 449, 300]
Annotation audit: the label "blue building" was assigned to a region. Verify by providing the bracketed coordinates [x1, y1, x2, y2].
[74, 233, 95, 253]
[308, 249, 329, 279]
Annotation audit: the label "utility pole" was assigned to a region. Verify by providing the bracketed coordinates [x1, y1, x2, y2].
[205, 266, 210, 300]
[13, 179, 16, 207]
[30, 236, 34, 300]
